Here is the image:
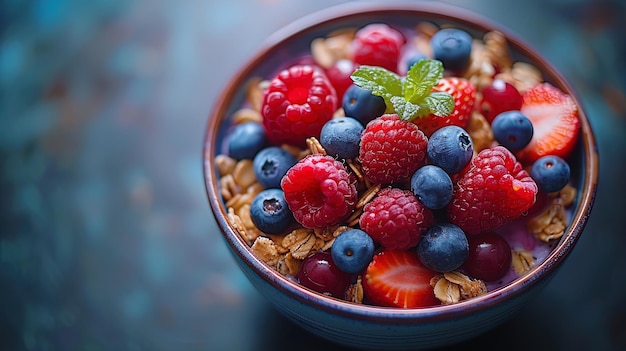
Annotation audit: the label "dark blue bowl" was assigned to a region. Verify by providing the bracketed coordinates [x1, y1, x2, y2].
[203, 3, 598, 349]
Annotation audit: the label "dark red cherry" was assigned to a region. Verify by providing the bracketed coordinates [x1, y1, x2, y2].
[479, 79, 523, 123]
[297, 251, 351, 298]
[464, 232, 512, 282]
[324, 59, 358, 102]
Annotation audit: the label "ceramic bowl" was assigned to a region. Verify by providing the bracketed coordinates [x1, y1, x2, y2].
[203, 3, 598, 350]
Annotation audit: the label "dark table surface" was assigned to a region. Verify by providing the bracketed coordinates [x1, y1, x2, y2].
[1, 0, 625, 350]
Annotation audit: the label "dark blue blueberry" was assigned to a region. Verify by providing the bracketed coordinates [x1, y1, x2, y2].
[405, 53, 428, 73]
[342, 84, 386, 126]
[416, 223, 469, 273]
[427, 125, 473, 174]
[430, 28, 472, 73]
[530, 155, 571, 193]
[331, 229, 375, 274]
[491, 110, 534, 151]
[227, 122, 267, 160]
[250, 189, 293, 234]
[410, 165, 453, 210]
[253, 146, 297, 189]
[319, 117, 364, 159]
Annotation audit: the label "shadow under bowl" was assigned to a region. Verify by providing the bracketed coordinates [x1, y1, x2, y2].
[203, 3, 598, 350]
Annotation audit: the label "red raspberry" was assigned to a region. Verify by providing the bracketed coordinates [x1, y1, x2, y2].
[351, 23, 405, 73]
[359, 114, 428, 185]
[261, 65, 338, 147]
[360, 188, 434, 250]
[447, 146, 538, 235]
[281, 154, 358, 228]
[414, 77, 476, 137]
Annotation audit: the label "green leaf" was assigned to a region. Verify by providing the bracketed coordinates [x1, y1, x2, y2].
[390, 96, 421, 121]
[422, 92, 455, 117]
[350, 60, 453, 120]
[404, 59, 444, 103]
[350, 66, 402, 107]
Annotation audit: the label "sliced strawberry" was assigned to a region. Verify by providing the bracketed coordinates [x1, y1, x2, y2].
[515, 83, 580, 164]
[414, 77, 476, 137]
[362, 249, 439, 308]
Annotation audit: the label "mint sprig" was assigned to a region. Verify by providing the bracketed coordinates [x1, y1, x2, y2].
[350, 59, 454, 121]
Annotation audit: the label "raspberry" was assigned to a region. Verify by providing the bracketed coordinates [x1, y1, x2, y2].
[359, 114, 428, 185]
[261, 65, 338, 147]
[351, 23, 405, 73]
[447, 146, 538, 235]
[281, 154, 358, 228]
[360, 188, 434, 250]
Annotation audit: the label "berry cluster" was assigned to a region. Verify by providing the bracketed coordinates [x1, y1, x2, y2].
[221, 23, 580, 308]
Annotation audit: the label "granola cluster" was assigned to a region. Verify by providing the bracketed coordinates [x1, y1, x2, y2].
[431, 271, 488, 305]
[214, 22, 577, 306]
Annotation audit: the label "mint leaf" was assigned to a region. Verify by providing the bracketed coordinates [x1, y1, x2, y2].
[422, 92, 455, 117]
[350, 66, 402, 107]
[404, 59, 444, 103]
[350, 59, 453, 121]
[390, 96, 421, 121]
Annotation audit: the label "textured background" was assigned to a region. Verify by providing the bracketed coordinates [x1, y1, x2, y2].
[1, 0, 625, 350]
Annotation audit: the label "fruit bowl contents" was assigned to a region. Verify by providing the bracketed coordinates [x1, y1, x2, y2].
[212, 18, 583, 308]
[204, 3, 597, 349]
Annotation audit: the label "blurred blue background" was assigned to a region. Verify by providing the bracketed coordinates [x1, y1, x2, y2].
[1, 0, 625, 350]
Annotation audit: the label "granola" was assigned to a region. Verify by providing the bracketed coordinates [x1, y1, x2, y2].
[528, 184, 577, 242]
[430, 271, 487, 305]
[511, 249, 535, 275]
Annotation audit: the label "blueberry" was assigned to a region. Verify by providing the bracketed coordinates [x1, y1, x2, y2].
[405, 53, 428, 73]
[253, 146, 297, 189]
[227, 122, 267, 160]
[250, 189, 294, 234]
[430, 28, 472, 73]
[342, 84, 386, 126]
[331, 229, 375, 274]
[320, 117, 364, 159]
[530, 155, 571, 193]
[491, 110, 534, 151]
[410, 165, 453, 210]
[427, 125, 473, 174]
[417, 223, 469, 273]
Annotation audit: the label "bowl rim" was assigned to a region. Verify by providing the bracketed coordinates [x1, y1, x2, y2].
[203, 1, 599, 322]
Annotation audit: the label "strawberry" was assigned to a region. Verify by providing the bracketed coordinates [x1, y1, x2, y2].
[515, 83, 580, 163]
[362, 249, 439, 308]
[413, 77, 476, 137]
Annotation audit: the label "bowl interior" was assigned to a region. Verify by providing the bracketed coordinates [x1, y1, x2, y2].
[203, 2, 598, 319]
